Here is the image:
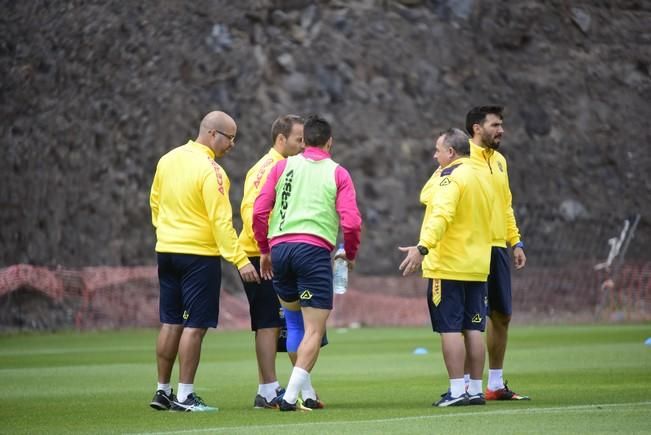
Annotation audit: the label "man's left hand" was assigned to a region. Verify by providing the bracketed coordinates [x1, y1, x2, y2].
[259, 253, 274, 280]
[513, 246, 526, 270]
[398, 246, 423, 277]
[239, 263, 261, 283]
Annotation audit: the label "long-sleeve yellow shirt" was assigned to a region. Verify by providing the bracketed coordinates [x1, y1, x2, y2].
[469, 140, 521, 248]
[150, 140, 249, 269]
[238, 147, 285, 256]
[418, 157, 494, 282]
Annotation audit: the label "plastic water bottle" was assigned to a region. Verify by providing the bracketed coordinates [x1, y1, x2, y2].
[333, 244, 348, 294]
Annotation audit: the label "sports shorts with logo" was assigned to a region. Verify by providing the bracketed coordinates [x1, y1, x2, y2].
[427, 278, 487, 333]
[240, 256, 284, 331]
[487, 247, 512, 316]
[157, 253, 221, 328]
[270, 242, 333, 310]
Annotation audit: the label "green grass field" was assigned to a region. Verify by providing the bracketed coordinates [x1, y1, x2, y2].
[1, 324, 650, 434]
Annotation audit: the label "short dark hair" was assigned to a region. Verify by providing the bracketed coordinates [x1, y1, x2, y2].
[271, 114, 304, 144]
[465, 106, 504, 136]
[303, 115, 332, 147]
[440, 128, 470, 156]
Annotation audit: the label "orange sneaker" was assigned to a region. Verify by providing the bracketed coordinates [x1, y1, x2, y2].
[485, 382, 530, 400]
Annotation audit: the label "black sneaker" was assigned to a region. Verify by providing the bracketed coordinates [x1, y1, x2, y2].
[303, 397, 325, 409]
[278, 398, 312, 412]
[170, 393, 218, 412]
[433, 390, 469, 407]
[468, 392, 486, 405]
[254, 387, 286, 409]
[150, 389, 175, 411]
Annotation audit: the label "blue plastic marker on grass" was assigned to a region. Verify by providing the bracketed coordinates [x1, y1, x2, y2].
[645, 338, 651, 347]
[413, 347, 428, 355]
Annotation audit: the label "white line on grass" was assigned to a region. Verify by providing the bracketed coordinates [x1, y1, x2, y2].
[128, 401, 651, 435]
[0, 345, 148, 356]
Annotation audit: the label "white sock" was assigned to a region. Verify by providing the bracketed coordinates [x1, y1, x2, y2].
[259, 382, 278, 401]
[488, 369, 504, 391]
[157, 383, 172, 395]
[177, 383, 194, 402]
[449, 378, 465, 398]
[301, 372, 317, 400]
[463, 374, 470, 386]
[284, 367, 309, 404]
[468, 379, 483, 396]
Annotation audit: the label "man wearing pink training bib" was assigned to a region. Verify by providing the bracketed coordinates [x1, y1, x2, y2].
[253, 115, 362, 412]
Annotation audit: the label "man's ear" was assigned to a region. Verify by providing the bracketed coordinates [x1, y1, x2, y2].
[274, 134, 286, 149]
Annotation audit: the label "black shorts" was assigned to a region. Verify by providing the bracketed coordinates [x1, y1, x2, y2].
[157, 253, 221, 328]
[271, 243, 333, 310]
[427, 278, 487, 333]
[487, 247, 512, 316]
[240, 257, 283, 331]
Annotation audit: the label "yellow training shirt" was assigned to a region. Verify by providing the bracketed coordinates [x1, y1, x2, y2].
[150, 140, 249, 269]
[238, 147, 285, 256]
[418, 157, 494, 282]
[469, 140, 521, 248]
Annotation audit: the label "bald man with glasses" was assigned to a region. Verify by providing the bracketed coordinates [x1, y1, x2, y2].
[149, 110, 259, 412]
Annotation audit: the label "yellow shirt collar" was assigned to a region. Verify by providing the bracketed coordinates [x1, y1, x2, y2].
[188, 140, 215, 159]
[441, 156, 469, 170]
[268, 147, 284, 160]
[469, 139, 494, 159]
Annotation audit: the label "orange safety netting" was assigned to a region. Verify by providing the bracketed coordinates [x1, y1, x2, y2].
[1, 262, 650, 331]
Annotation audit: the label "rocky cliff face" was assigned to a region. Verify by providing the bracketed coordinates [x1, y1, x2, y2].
[2, 0, 650, 275]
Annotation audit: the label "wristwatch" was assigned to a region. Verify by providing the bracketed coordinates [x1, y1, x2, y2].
[416, 245, 429, 256]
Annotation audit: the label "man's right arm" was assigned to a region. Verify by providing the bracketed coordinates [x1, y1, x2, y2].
[253, 160, 286, 254]
[418, 177, 461, 250]
[149, 164, 161, 229]
[239, 170, 256, 243]
[240, 156, 275, 246]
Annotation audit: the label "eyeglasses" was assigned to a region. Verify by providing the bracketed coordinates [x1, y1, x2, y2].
[213, 129, 236, 143]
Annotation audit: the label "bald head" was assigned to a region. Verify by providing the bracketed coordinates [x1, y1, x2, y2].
[196, 110, 237, 158]
[199, 111, 236, 136]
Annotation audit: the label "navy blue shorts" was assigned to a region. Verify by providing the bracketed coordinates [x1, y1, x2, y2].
[270, 243, 333, 310]
[157, 253, 221, 328]
[487, 247, 512, 316]
[240, 257, 283, 331]
[427, 279, 488, 333]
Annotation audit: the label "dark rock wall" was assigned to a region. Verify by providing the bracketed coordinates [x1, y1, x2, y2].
[2, 0, 650, 274]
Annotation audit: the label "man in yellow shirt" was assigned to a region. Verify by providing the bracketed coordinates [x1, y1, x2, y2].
[399, 128, 493, 407]
[466, 106, 529, 400]
[238, 114, 306, 408]
[149, 111, 259, 412]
